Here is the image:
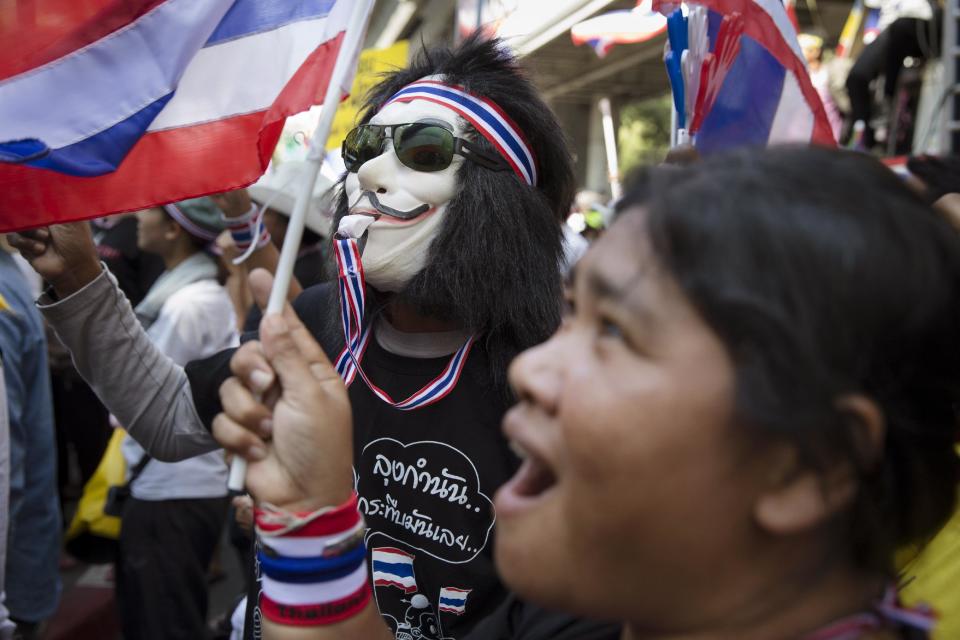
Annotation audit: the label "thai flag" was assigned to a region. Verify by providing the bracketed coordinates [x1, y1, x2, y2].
[0, 0, 369, 233]
[660, 0, 835, 153]
[438, 587, 471, 615]
[371, 547, 418, 594]
[570, 1, 667, 59]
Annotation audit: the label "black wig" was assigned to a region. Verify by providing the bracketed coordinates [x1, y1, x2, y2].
[333, 34, 575, 385]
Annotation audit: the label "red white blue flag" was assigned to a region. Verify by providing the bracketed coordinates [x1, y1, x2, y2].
[0, 0, 368, 232]
[372, 547, 418, 594]
[438, 587, 471, 615]
[570, 1, 667, 59]
[658, 0, 835, 153]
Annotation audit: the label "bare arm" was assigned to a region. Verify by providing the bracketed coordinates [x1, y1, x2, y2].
[211, 189, 302, 300]
[212, 271, 392, 640]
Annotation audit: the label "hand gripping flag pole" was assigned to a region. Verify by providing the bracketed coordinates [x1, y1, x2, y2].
[228, 0, 375, 493]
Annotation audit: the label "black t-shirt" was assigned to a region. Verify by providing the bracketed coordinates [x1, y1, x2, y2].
[185, 283, 619, 640]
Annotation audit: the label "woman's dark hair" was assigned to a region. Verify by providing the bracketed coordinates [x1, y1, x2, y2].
[331, 34, 575, 386]
[160, 208, 211, 253]
[620, 146, 960, 573]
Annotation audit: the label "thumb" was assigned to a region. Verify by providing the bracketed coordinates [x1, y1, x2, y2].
[260, 306, 340, 394]
[248, 268, 274, 313]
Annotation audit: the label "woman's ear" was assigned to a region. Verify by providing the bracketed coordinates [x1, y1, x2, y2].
[164, 218, 183, 243]
[754, 395, 884, 536]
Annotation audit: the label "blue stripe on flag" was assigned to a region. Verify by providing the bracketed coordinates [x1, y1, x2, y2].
[439, 597, 465, 607]
[206, 0, 336, 46]
[341, 240, 365, 317]
[372, 561, 415, 578]
[696, 35, 786, 155]
[0, 93, 173, 176]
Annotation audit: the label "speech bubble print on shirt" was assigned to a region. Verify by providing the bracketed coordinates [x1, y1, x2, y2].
[357, 438, 496, 564]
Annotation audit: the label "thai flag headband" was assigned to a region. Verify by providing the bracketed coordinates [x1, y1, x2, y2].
[383, 79, 538, 187]
[163, 203, 220, 243]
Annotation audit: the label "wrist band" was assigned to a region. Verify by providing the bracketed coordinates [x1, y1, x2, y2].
[256, 492, 370, 627]
[260, 520, 366, 558]
[258, 543, 367, 582]
[260, 581, 371, 627]
[220, 202, 259, 226]
[256, 494, 361, 538]
[225, 202, 271, 259]
[262, 560, 368, 603]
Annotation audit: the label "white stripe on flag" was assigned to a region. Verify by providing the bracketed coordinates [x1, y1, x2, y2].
[261, 561, 367, 605]
[767, 71, 814, 144]
[752, 0, 806, 62]
[0, 0, 233, 149]
[147, 16, 333, 131]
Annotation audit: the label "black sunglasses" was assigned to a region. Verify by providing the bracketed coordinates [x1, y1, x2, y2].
[341, 122, 509, 174]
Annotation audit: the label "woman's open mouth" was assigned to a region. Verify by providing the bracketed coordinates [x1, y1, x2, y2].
[495, 438, 558, 516]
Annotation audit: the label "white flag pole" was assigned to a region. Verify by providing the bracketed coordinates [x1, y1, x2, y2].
[597, 97, 622, 202]
[228, 0, 375, 493]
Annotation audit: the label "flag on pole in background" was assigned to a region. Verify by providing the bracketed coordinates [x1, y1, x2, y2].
[0, 0, 371, 232]
[658, 0, 836, 153]
[570, 0, 667, 59]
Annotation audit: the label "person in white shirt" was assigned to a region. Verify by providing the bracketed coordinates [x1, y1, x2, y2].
[116, 197, 238, 640]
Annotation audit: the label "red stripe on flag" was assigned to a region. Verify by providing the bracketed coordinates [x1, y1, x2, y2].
[0, 33, 345, 232]
[696, 0, 836, 146]
[0, 112, 280, 232]
[0, 0, 167, 81]
[265, 33, 348, 126]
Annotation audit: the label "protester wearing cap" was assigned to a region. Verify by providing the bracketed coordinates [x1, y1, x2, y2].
[111, 197, 239, 640]
[240, 161, 336, 330]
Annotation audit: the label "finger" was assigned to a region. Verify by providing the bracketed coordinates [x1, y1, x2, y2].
[8, 228, 49, 242]
[261, 311, 340, 392]
[212, 413, 268, 461]
[229, 340, 275, 394]
[218, 376, 273, 438]
[6, 231, 48, 256]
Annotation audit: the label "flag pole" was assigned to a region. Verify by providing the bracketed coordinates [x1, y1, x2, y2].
[597, 97, 622, 201]
[228, 0, 374, 493]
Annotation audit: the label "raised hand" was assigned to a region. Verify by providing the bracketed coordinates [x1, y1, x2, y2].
[210, 188, 253, 220]
[6, 222, 101, 296]
[213, 269, 354, 512]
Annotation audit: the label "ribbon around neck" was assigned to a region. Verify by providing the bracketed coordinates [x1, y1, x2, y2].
[332, 235, 474, 410]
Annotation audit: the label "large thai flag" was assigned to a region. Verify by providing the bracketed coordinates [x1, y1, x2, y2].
[0, 0, 367, 233]
[371, 547, 418, 594]
[662, 0, 835, 153]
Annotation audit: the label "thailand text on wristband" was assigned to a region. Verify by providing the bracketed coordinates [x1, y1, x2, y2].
[260, 580, 372, 627]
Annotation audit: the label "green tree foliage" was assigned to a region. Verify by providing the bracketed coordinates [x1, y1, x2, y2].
[618, 93, 672, 175]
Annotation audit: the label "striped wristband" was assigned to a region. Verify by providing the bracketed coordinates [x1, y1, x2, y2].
[224, 203, 271, 252]
[255, 494, 369, 626]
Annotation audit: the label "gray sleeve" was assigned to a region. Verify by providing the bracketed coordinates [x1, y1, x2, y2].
[38, 267, 218, 462]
